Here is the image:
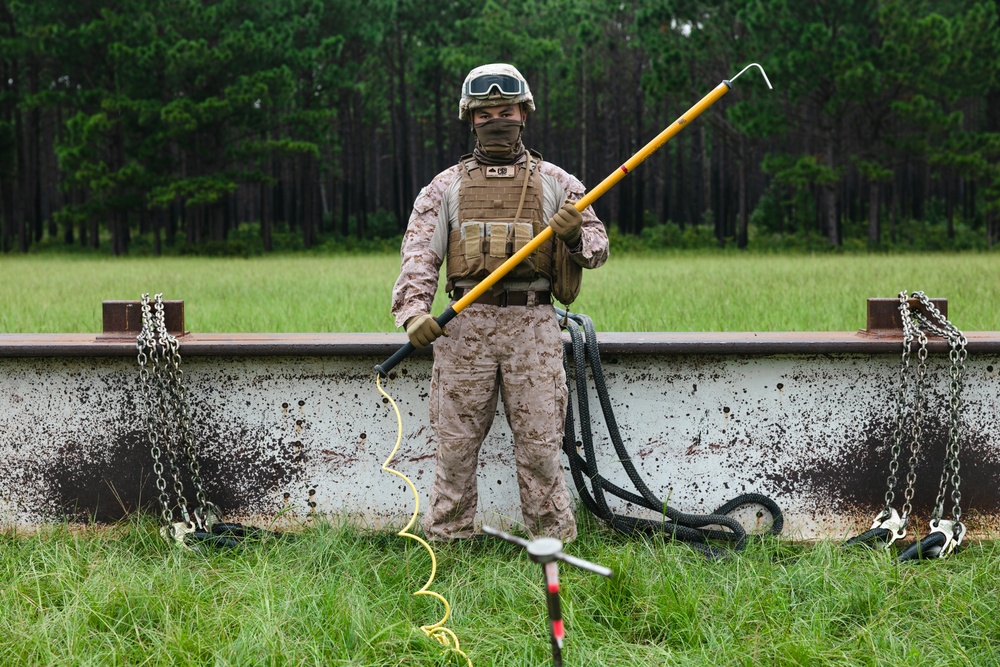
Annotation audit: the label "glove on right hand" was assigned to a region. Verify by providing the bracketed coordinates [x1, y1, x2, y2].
[405, 313, 444, 350]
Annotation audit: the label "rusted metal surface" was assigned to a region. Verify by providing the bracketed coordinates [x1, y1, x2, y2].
[1, 333, 999, 539]
[99, 300, 186, 339]
[0, 332, 420, 357]
[5, 330, 1000, 358]
[865, 297, 947, 334]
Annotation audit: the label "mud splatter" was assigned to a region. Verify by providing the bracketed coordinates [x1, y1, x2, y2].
[770, 417, 1000, 519]
[42, 425, 306, 523]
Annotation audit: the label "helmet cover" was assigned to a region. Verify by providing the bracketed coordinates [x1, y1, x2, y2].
[459, 63, 535, 121]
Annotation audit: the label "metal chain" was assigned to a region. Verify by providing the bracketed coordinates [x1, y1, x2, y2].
[137, 293, 220, 538]
[901, 321, 928, 522]
[864, 290, 968, 555]
[912, 292, 966, 524]
[945, 333, 967, 523]
[881, 290, 929, 526]
[138, 294, 174, 527]
[156, 301, 219, 525]
[152, 295, 193, 525]
[882, 292, 913, 514]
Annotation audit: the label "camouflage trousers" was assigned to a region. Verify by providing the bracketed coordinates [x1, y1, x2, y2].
[422, 300, 576, 542]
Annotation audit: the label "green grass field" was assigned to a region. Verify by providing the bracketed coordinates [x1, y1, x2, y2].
[3, 250, 1000, 666]
[3, 516, 1000, 666]
[2, 251, 999, 333]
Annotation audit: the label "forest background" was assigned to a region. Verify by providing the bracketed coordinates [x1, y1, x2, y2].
[0, 0, 998, 257]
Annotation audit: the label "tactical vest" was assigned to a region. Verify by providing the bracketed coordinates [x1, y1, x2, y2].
[446, 153, 554, 287]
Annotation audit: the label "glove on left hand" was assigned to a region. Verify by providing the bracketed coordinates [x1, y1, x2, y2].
[548, 203, 583, 247]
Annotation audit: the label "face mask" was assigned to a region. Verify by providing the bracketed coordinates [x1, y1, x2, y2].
[473, 118, 523, 157]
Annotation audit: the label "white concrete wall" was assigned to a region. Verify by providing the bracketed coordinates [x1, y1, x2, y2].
[2, 344, 998, 539]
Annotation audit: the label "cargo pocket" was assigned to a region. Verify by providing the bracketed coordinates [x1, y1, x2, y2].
[551, 489, 571, 513]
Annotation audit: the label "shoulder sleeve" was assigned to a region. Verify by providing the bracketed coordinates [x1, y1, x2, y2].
[391, 166, 463, 328]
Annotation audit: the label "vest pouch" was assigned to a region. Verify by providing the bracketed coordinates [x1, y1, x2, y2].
[470, 221, 536, 279]
[447, 222, 484, 278]
[551, 239, 582, 305]
[506, 222, 537, 279]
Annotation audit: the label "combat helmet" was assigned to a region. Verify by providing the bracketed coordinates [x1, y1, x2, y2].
[459, 63, 535, 121]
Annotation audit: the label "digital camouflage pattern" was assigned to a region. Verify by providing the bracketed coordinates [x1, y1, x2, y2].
[391, 157, 609, 541]
[422, 302, 574, 541]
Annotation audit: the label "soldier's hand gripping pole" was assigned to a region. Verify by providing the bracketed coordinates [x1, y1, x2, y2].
[375, 63, 772, 378]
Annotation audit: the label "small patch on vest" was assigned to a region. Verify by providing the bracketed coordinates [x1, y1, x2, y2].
[484, 165, 517, 179]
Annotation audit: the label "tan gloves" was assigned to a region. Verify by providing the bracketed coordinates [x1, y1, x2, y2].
[548, 203, 583, 247]
[405, 313, 444, 349]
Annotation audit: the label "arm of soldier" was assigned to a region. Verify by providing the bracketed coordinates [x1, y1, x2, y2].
[540, 169, 609, 270]
[391, 169, 460, 328]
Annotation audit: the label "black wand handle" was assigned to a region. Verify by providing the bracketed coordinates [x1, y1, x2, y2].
[375, 306, 458, 378]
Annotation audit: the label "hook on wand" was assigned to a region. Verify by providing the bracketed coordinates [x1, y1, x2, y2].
[728, 62, 772, 89]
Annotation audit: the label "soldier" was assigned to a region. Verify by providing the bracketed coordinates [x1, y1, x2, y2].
[391, 63, 609, 543]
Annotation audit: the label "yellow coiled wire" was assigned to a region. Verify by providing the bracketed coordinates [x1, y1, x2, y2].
[376, 373, 473, 667]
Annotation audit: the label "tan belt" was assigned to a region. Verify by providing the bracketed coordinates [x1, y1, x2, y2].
[452, 287, 551, 307]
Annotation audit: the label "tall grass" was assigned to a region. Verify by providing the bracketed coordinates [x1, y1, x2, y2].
[2, 251, 999, 333]
[2, 515, 999, 666]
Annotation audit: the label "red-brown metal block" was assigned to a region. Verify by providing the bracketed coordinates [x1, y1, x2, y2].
[99, 300, 186, 339]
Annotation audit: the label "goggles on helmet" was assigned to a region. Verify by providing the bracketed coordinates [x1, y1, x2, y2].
[464, 73, 526, 99]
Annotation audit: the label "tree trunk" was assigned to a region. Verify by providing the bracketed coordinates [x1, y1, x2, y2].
[737, 135, 748, 249]
[0, 176, 12, 252]
[393, 23, 412, 228]
[43, 108, 58, 240]
[301, 153, 316, 248]
[632, 76, 644, 235]
[261, 181, 273, 252]
[700, 123, 712, 229]
[357, 143, 368, 238]
[674, 129, 685, 230]
[27, 65, 40, 244]
[212, 202, 225, 242]
[867, 182, 880, 246]
[823, 140, 839, 246]
[889, 184, 898, 244]
[154, 208, 164, 256]
[111, 124, 128, 254]
[89, 206, 99, 249]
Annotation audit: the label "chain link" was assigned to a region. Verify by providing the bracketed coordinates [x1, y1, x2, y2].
[881, 293, 910, 512]
[137, 293, 218, 536]
[901, 324, 928, 522]
[878, 290, 967, 536]
[912, 291, 966, 525]
[137, 294, 174, 527]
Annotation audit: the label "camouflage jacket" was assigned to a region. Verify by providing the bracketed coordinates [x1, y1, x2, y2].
[391, 154, 609, 328]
